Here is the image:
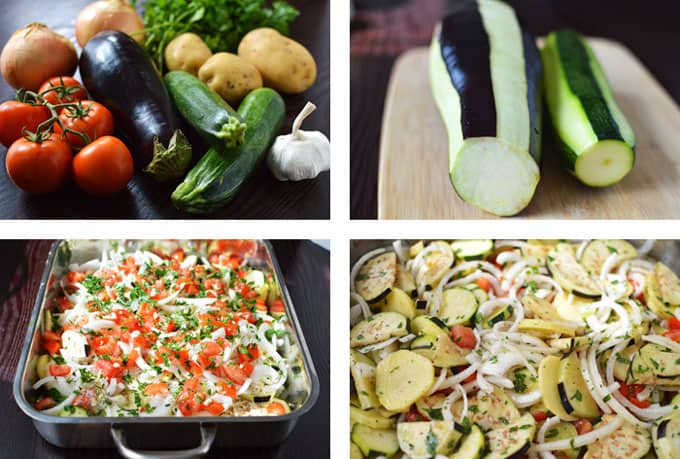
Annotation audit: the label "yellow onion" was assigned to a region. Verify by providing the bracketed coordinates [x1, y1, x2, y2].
[76, 0, 145, 47]
[0, 23, 78, 90]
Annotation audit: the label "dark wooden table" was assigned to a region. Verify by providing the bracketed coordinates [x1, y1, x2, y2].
[0, 240, 330, 458]
[350, 0, 680, 219]
[0, 0, 329, 219]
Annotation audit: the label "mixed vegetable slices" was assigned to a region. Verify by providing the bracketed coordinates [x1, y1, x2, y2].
[350, 239, 680, 459]
[32, 241, 302, 418]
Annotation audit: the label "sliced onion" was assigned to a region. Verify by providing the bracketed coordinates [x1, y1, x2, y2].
[642, 334, 680, 354]
[32, 376, 57, 390]
[350, 292, 372, 320]
[509, 390, 541, 408]
[40, 393, 77, 416]
[356, 337, 399, 354]
[428, 368, 448, 396]
[532, 416, 624, 452]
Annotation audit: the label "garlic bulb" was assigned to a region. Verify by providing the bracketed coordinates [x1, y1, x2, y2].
[267, 102, 330, 181]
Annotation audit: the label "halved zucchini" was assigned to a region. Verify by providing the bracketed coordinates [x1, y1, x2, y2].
[465, 284, 489, 305]
[584, 415, 651, 459]
[656, 262, 680, 306]
[558, 352, 599, 419]
[450, 424, 485, 459]
[440, 287, 478, 326]
[451, 240, 494, 261]
[350, 350, 380, 410]
[411, 315, 449, 337]
[351, 423, 399, 458]
[518, 319, 577, 338]
[350, 406, 396, 430]
[410, 333, 469, 367]
[479, 304, 513, 329]
[548, 336, 593, 352]
[542, 422, 580, 459]
[539, 355, 577, 421]
[547, 243, 601, 297]
[380, 287, 416, 319]
[484, 413, 536, 459]
[36, 354, 52, 380]
[350, 312, 408, 347]
[397, 420, 463, 457]
[638, 344, 680, 379]
[452, 387, 520, 431]
[355, 252, 397, 303]
[375, 350, 435, 412]
[511, 367, 538, 394]
[653, 412, 680, 459]
[579, 239, 637, 275]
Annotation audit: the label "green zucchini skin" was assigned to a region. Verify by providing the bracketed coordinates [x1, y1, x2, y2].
[164, 71, 246, 150]
[542, 30, 635, 187]
[172, 88, 285, 213]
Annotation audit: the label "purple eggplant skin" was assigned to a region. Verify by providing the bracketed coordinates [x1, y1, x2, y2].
[79, 31, 180, 168]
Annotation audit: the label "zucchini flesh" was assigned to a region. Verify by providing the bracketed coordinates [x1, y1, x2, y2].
[542, 30, 635, 187]
[429, 0, 542, 216]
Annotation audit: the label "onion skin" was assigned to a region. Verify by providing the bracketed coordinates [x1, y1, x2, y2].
[76, 0, 145, 47]
[0, 23, 77, 90]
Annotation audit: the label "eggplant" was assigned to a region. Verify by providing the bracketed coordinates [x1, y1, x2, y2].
[429, 0, 542, 216]
[79, 31, 191, 180]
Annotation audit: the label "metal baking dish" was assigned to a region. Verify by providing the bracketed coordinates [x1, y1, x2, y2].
[14, 240, 319, 458]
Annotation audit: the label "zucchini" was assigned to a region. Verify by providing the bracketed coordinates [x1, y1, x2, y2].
[350, 312, 408, 348]
[547, 336, 593, 352]
[454, 387, 520, 431]
[644, 272, 675, 319]
[653, 412, 680, 459]
[579, 239, 637, 275]
[350, 350, 380, 410]
[397, 421, 463, 457]
[349, 406, 395, 430]
[59, 406, 88, 417]
[440, 287, 478, 326]
[638, 344, 680, 379]
[465, 284, 489, 305]
[558, 352, 599, 419]
[450, 424, 485, 459]
[484, 413, 536, 459]
[547, 243, 601, 297]
[479, 304, 513, 329]
[172, 88, 285, 213]
[409, 333, 469, 367]
[542, 422, 580, 459]
[164, 71, 246, 150]
[410, 315, 449, 337]
[429, 0, 542, 216]
[351, 424, 399, 458]
[511, 367, 538, 394]
[538, 355, 576, 421]
[380, 287, 416, 319]
[518, 319, 577, 338]
[542, 30, 635, 187]
[356, 252, 397, 304]
[375, 350, 435, 412]
[451, 240, 494, 261]
[35, 354, 51, 380]
[584, 415, 651, 459]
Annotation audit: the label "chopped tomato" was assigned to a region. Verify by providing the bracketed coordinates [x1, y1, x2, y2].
[35, 397, 55, 410]
[65, 271, 86, 284]
[95, 359, 124, 379]
[73, 392, 92, 410]
[202, 341, 222, 357]
[166, 321, 176, 333]
[49, 364, 71, 377]
[219, 365, 248, 385]
[126, 349, 139, 369]
[266, 401, 287, 415]
[619, 382, 651, 408]
[238, 310, 255, 324]
[43, 339, 61, 355]
[56, 296, 73, 312]
[241, 362, 254, 377]
[270, 299, 285, 315]
[206, 401, 225, 415]
[532, 411, 547, 422]
[171, 248, 185, 263]
[573, 419, 593, 435]
[91, 335, 118, 356]
[475, 277, 491, 292]
[217, 381, 237, 399]
[669, 317, 680, 330]
[450, 325, 476, 349]
[145, 382, 169, 396]
[404, 405, 425, 422]
[43, 330, 61, 341]
[255, 298, 267, 312]
[177, 389, 200, 416]
[224, 322, 238, 337]
[663, 329, 680, 342]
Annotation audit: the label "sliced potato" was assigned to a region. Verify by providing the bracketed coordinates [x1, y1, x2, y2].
[355, 252, 397, 304]
[375, 350, 434, 412]
[644, 272, 675, 318]
[396, 264, 417, 298]
[553, 291, 593, 322]
[539, 355, 576, 421]
[415, 393, 447, 421]
[380, 287, 416, 319]
[558, 352, 599, 419]
[409, 333, 469, 367]
[350, 312, 407, 347]
[584, 415, 651, 459]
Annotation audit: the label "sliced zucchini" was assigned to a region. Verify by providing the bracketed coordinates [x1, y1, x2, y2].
[440, 287, 478, 326]
[58, 406, 88, 417]
[397, 420, 463, 457]
[542, 422, 580, 459]
[511, 367, 538, 394]
[375, 350, 435, 412]
[644, 272, 675, 319]
[538, 355, 576, 421]
[521, 294, 559, 321]
[350, 312, 408, 347]
[484, 413, 536, 459]
[450, 424, 485, 459]
[380, 287, 416, 319]
[584, 415, 651, 459]
[465, 284, 489, 305]
[396, 264, 418, 298]
[355, 252, 397, 303]
[349, 441, 364, 459]
[638, 344, 680, 379]
[36, 354, 51, 380]
[451, 240, 494, 261]
[653, 412, 680, 459]
[350, 406, 396, 430]
[558, 352, 599, 419]
[547, 243, 601, 297]
[548, 336, 593, 352]
[452, 387, 520, 431]
[411, 315, 449, 337]
[409, 333, 469, 367]
[656, 262, 680, 306]
[415, 393, 447, 421]
[350, 350, 380, 410]
[579, 239, 637, 275]
[479, 304, 513, 329]
[542, 30, 635, 188]
[518, 319, 577, 338]
[351, 424, 399, 458]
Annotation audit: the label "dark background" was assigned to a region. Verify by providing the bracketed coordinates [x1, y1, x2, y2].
[0, 0, 330, 219]
[350, 0, 680, 219]
[0, 240, 330, 458]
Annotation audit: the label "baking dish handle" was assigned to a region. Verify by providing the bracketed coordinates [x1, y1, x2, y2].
[111, 424, 217, 459]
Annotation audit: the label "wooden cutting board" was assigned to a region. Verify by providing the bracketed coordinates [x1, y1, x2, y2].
[378, 39, 680, 219]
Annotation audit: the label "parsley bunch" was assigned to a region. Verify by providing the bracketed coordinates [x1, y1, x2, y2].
[132, 0, 300, 70]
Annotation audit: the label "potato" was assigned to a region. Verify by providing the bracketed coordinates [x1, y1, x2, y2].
[198, 52, 262, 106]
[164, 33, 212, 75]
[238, 27, 317, 94]
[375, 350, 434, 412]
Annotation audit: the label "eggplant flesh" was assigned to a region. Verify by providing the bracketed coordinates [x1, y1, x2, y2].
[79, 31, 188, 170]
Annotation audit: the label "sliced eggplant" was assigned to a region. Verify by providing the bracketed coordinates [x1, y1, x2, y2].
[350, 312, 408, 348]
[539, 355, 577, 421]
[355, 252, 397, 304]
[653, 412, 680, 459]
[484, 413, 536, 459]
[397, 420, 463, 457]
[583, 415, 651, 459]
[375, 350, 435, 412]
[439, 287, 478, 326]
[655, 262, 680, 306]
[452, 387, 520, 431]
[579, 239, 637, 275]
[547, 243, 601, 297]
[558, 352, 599, 419]
[450, 240, 494, 261]
[429, 0, 542, 216]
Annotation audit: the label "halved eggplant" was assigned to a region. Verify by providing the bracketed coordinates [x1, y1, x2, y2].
[484, 413, 536, 459]
[355, 252, 397, 304]
[653, 413, 680, 459]
[579, 239, 638, 275]
[539, 355, 577, 421]
[583, 415, 651, 459]
[558, 352, 599, 419]
[547, 243, 601, 297]
[350, 312, 408, 347]
[429, 0, 542, 216]
[655, 262, 680, 306]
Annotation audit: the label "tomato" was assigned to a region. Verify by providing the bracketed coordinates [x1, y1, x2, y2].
[91, 335, 118, 356]
[54, 100, 114, 148]
[532, 411, 547, 422]
[219, 365, 247, 385]
[270, 299, 285, 315]
[404, 405, 425, 422]
[72, 136, 133, 196]
[663, 329, 680, 342]
[475, 277, 491, 292]
[573, 419, 593, 435]
[177, 389, 200, 416]
[42, 338, 61, 355]
[145, 382, 169, 396]
[619, 382, 651, 408]
[38, 77, 88, 106]
[266, 401, 287, 415]
[126, 349, 139, 370]
[49, 364, 71, 377]
[206, 401, 225, 415]
[5, 133, 72, 194]
[171, 248, 185, 263]
[0, 101, 50, 147]
[65, 271, 86, 284]
[35, 397, 55, 410]
[73, 391, 93, 410]
[669, 317, 680, 330]
[56, 296, 73, 312]
[202, 341, 222, 357]
[95, 358, 124, 379]
[450, 325, 477, 349]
